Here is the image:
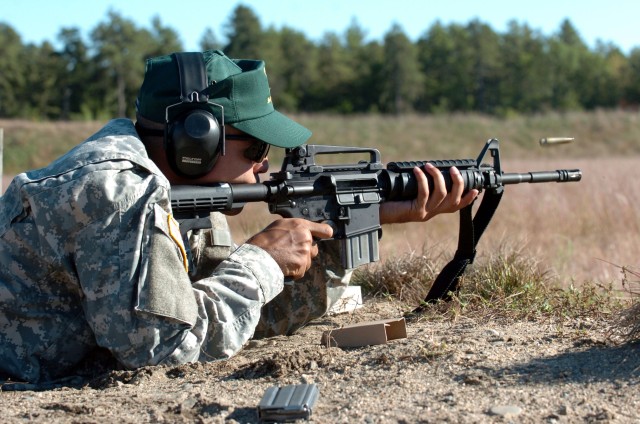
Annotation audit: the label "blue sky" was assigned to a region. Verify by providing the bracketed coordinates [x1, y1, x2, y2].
[2, 0, 639, 53]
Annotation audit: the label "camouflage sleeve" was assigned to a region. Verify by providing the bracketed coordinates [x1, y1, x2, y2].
[76, 185, 283, 369]
[189, 244, 284, 360]
[254, 239, 353, 338]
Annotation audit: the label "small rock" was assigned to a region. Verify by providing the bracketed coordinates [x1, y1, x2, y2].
[557, 404, 570, 415]
[489, 405, 523, 417]
[246, 340, 264, 349]
[586, 407, 615, 421]
[180, 397, 198, 411]
[462, 375, 484, 386]
[441, 392, 455, 405]
[486, 329, 501, 337]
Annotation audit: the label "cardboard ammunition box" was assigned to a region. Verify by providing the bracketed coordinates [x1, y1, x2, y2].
[321, 317, 407, 348]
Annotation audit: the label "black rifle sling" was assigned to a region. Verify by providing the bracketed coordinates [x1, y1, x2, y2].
[413, 186, 504, 312]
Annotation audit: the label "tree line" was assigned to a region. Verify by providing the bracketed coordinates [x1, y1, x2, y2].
[1, 5, 639, 121]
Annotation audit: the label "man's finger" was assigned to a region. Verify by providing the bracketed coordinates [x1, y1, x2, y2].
[308, 221, 334, 239]
[310, 242, 320, 258]
[459, 189, 479, 209]
[448, 166, 465, 201]
[424, 164, 447, 206]
[412, 166, 429, 208]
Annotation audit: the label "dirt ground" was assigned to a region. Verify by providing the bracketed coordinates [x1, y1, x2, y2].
[1, 297, 638, 424]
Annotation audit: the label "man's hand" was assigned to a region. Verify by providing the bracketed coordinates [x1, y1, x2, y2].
[380, 164, 479, 224]
[247, 218, 334, 279]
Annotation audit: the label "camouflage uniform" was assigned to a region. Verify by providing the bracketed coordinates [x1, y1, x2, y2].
[0, 119, 349, 383]
[190, 219, 352, 338]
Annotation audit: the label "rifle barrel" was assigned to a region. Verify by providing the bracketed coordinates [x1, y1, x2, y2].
[500, 169, 582, 185]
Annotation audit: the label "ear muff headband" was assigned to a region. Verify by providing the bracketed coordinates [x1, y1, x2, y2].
[165, 52, 225, 178]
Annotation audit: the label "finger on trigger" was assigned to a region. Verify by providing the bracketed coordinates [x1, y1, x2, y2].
[310, 222, 333, 239]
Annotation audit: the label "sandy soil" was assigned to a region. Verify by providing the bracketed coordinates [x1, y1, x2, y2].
[1, 298, 638, 423]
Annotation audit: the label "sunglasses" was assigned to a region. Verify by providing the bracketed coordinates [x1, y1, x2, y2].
[225, 134, 271, 163]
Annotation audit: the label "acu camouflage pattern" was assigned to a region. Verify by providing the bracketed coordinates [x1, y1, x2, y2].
[0, 118, 350, 384]
[190, 217, 352, 338]
[256, 240, 353, 338]
[0, 119, 283, 383]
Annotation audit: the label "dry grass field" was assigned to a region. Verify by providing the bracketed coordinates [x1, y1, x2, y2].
[1, 111, 638, 290]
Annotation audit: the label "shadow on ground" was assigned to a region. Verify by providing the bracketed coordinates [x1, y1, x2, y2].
[487, 339, 639, 385]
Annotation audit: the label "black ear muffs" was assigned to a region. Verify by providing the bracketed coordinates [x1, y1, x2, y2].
[166, 109, 221, 177]
[165, 52, 225, 178]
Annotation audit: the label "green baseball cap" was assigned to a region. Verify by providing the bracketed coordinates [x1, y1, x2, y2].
[136, 50, 311, 148]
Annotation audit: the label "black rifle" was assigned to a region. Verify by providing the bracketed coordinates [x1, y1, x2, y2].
[171, 138, 581, 302]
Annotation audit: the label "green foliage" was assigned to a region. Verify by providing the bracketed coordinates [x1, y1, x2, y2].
[1, 5, 640, 120]
[89, 11, 182, 118]
[199, 28, 221, 52]
[0, 24, 27, 117]
[379, 24, 423, 114]
[624, 48, 640, 104]
[223, 5, 265, 59]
